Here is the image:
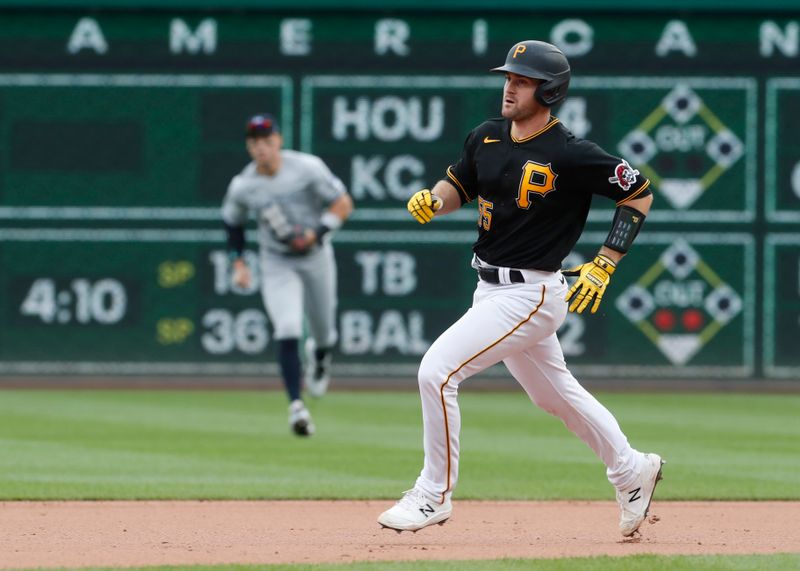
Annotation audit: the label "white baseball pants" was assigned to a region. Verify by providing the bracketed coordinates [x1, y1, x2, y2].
[260, 241, 338, 346]
[413, 269, 644, 504]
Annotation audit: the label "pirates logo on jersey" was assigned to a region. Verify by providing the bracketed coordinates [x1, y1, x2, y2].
[608, 159, 640, 191]
[517, 161, 558, 209]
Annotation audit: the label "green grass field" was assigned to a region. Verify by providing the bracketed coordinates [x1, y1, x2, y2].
[23, 554, 800, 571]
[2, 389, 799, 571]
[1, 390, 798, 501]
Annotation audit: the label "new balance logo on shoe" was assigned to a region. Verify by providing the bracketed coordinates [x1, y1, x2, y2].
[618, 453, 664, 537]
[377, 488, 453, 532]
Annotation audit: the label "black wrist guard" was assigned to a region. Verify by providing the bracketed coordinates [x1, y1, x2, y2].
[224, 222, 245, 258]
[604, 206, 646, 254]
[315, 223, 331, 240]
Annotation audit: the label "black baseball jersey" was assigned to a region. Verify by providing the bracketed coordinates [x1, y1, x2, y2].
[446, 117, 652, 272]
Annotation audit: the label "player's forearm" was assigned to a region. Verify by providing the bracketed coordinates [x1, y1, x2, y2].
[598, 246, 624, 265]
[623, 194, 653, 217]
[315, 192, 353, 242]
[327, 192, 354, 222]
[430, 181, 462, 216]
[598, 193, 653, 264]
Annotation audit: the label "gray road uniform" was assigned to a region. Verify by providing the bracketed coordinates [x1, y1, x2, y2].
[221, 150, 346, 346]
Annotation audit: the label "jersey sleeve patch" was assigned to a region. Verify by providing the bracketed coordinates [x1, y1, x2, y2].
[608, 159, 640, 191]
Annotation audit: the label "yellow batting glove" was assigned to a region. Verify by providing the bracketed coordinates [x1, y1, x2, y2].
[407, 189, 442, 224]
[563, 254, 617, 314]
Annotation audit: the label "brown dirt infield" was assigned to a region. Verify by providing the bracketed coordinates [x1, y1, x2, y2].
[2, 500, 799, 568]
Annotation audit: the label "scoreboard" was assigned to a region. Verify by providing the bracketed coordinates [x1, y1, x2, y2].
[301, 75, 757, 222]
[0, 75, 293, 216]
[0, 7, 798, 381]
[0, 229, 755, 378]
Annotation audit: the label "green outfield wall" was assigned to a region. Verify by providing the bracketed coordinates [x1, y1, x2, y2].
[0, 0, 797, 10]
[0, 8, 798, 381]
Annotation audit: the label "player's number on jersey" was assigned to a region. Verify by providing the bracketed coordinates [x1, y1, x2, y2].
[478, 197, 494, 230]
[516, 161, 557, 209]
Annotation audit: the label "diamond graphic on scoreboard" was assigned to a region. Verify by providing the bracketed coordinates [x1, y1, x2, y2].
[657, 335, 703, 366]
[657, 179, 704, 210]
[653, 308, 677, 332]
[617, 84, 744, 211]
[618, 130, 657, 165]
[662, 84, 702, 124]
[704, 285, 742, 325]
[681, 308, 705, 332]
[660, 239, 699, 280]
[615, 284, 655, 322]
[705, 129, 744, 168]
[617, 241, 742, 366]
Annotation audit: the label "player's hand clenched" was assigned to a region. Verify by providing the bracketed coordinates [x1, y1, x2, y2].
[407, 189, 442, 224]
[563, 254, 617, 314]
[232, 258, 252, 289]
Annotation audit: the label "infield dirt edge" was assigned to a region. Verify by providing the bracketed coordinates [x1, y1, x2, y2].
[2, 500, 799, 568]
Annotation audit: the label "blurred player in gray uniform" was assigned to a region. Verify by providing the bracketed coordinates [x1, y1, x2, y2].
[222, 113, 353, 436]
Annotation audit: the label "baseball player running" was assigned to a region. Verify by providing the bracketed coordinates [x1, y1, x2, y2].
[378, 41, 663, 535]
[222, 113, 353, 436]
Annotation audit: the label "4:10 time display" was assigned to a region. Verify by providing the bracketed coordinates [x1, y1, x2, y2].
[20, 278, 127, 324]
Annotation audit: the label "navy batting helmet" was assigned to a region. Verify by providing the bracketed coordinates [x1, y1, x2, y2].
[491, 40, 570, 107]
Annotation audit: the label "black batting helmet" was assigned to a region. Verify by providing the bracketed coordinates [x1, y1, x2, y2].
[491, 40, 570, 107]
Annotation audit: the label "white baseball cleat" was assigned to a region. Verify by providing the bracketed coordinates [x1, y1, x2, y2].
[617, 452, 664, 537]
[377, 488, 452, 532]
[304, 338, 332, 399]
[288, 399, 315, 436]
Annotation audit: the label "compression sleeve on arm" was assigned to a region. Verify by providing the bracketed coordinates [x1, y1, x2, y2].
[604, 205, 646, 254]
[224, 222, 245, 258]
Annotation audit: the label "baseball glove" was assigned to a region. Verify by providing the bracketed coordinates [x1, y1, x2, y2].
[287, 225, 316, 254]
